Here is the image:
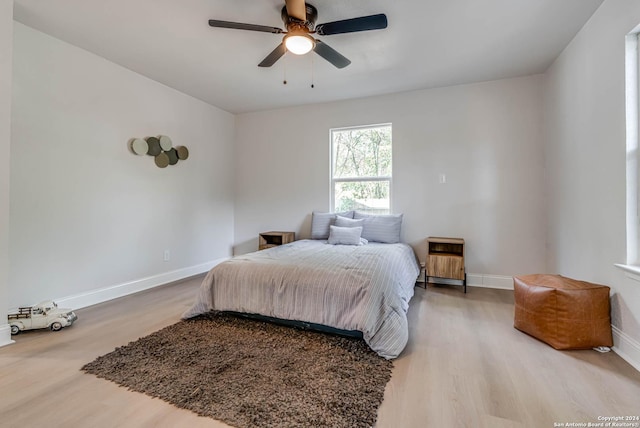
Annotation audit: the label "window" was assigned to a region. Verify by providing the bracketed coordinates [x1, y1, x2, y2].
[330, 124, 392, 214]
[616, 29, 640, 275]
[625, 32, 640, 265]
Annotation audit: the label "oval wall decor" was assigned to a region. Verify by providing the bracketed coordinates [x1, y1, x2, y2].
[159, 135, 173, 151]
[146, 137, 162, 156]
[154, 152, 170, 168]
[167, 148, 179, 165]
[176, 146, 189, 160]
[129, 135, 188, 168]
[130, 138, 148, 155]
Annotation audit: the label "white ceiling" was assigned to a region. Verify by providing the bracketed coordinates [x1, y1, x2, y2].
[13, 0, 603, 114]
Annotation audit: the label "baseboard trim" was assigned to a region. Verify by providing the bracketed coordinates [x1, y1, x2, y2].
[0, 324, 16, 348]
[420, 273, 514, 289]
[54, 258, 228, 310]
[466, 274, 514, 290]
[612, 325, 640, 372]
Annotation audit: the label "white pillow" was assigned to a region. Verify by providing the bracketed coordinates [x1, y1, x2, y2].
[327, 225, 363, 245]
[353, 212, 403, 243]
[334, 215, 364, 228]
[311, 211, 354, 239]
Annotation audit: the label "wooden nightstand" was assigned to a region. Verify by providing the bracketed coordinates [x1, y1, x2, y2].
[426, 237, 466, 293]
[258, 231, 295, 250]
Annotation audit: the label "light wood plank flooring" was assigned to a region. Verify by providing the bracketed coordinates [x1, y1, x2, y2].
[1, 277, 639, 428]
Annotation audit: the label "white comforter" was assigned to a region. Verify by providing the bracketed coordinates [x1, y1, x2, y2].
[183, 239, 420, 359]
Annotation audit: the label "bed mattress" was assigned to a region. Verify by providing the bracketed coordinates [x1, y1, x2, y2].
[183, 239, 420, 359]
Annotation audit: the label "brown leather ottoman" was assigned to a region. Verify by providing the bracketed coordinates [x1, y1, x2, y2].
[513, 274, 613, 350]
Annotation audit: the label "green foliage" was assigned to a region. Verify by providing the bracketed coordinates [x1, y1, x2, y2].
[335, 181, 389, 211]
[332, 125, 392, 213]
[332, 126, 392, 178]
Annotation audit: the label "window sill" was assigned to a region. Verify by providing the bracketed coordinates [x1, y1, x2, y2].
[614, 263, 640, 282]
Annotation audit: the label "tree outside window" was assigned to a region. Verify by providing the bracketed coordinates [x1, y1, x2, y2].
[331, 124, 392, 214]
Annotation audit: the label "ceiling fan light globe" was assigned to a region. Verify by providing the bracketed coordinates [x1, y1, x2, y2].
[284, 34, 315, 55]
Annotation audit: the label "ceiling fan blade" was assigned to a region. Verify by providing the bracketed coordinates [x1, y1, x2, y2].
[313, 40, 351, 69]
[208, 19, 283, 34]
[258, 43, 287, 67]
[285, 0, 307, 21]
[315, 14, 387, 36]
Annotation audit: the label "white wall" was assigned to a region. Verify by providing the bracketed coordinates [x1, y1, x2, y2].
[544, 0, 640, 367]
[235, 75, 546, 281]
[9, 23, 235, 309]
[0, 0, 13, 346]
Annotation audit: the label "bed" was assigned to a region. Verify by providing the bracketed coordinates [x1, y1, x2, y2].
[183, 212, 421, 359]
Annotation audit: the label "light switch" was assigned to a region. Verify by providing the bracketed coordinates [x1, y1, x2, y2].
[439, 173, 446, 184]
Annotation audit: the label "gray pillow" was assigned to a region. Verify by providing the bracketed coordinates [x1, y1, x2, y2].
[353, 212, 403, 243]
[311, 211, 354, 239]
[334, 215, 365, 228]
[327, 225, 363, 245]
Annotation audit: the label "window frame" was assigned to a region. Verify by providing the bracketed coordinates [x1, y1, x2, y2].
[329, 123, 393, 213]
[623, 32, 640, 266]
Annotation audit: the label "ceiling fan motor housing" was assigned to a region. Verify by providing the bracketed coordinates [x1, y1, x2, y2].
[281, 4, 318, 31]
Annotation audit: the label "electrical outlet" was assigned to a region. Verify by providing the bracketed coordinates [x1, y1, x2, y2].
[164, 249, 170, 261]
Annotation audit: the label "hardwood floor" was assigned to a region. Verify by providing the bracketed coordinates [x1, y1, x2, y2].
[1, 277, 639, 428]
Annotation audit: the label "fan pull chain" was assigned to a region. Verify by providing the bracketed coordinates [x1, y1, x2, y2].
[311, 53, 315, 88]
[283, 52, 288, 85]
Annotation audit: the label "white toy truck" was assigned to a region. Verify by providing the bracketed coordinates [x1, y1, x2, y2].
[8, 301, 77, 335]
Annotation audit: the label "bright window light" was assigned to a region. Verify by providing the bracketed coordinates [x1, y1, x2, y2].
[330, 124, 393, 214]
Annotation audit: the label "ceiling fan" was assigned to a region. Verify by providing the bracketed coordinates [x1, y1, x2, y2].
[208, 0, 388, 69]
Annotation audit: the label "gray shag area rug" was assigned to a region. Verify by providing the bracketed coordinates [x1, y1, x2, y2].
[82, 313, 393, 428]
